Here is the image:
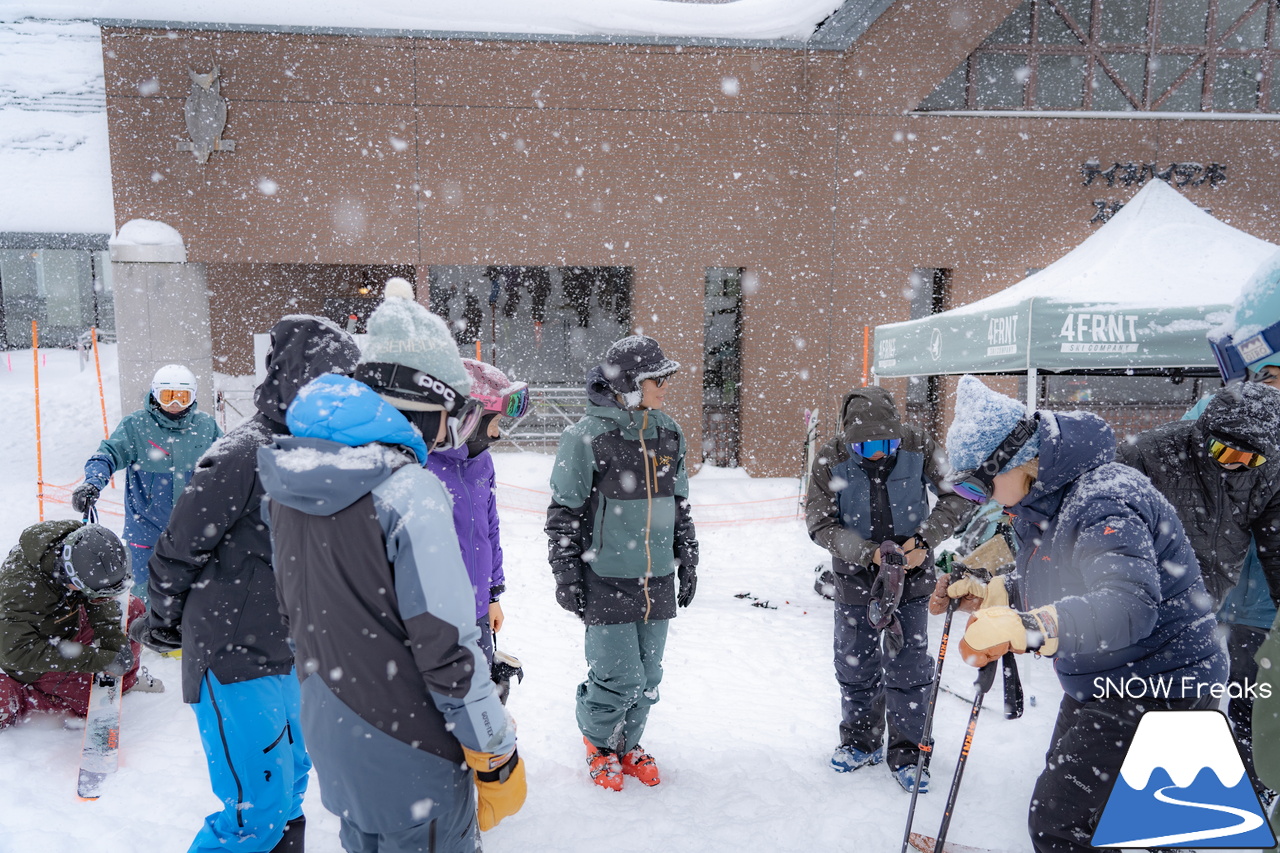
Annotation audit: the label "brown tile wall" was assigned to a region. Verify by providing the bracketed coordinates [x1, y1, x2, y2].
[101, 13, 1280, 476]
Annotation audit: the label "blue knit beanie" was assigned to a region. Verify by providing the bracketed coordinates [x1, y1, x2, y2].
[946, 375, 1041, 473]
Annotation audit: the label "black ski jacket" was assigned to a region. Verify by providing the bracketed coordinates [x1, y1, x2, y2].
[147, 316, 360, 703]
[1118, 382, 1280, 610]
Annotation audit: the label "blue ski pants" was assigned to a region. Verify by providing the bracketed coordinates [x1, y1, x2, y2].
[189, 670, 311, 853]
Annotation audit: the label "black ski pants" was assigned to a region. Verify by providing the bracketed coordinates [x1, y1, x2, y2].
[1224, 622, 1270, 796]
[1028, 691, 1216, 853]
[833, 596, 933, 770]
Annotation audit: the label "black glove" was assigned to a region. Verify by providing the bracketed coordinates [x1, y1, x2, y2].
[71, 482, 101, 514]
[677, 564, 697, 607]
[555, 582, 586, 618]
[103, 643, 134, 678]
[129, 616, 182, 653]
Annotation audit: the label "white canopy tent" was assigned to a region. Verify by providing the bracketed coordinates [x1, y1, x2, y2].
[871, 180, 1280, 410]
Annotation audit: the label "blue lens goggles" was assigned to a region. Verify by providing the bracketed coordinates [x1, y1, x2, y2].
[1211, 318, 1280, 384]
[852, 439, 900, 458]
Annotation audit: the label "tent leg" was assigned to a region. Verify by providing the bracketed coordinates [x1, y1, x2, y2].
[1026, 368, 1037, 414]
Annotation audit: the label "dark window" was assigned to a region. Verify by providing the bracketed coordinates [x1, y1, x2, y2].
[917, 0, 1280, 113]
[703, 267, 744, 468]
[905, 269, 948, 437]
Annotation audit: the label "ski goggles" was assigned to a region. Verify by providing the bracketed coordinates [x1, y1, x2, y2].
[1211, 319, 1280, 384]
[472, 382, 531, 419]
[1207, 436, 1267, 469]
[852, 439, 900, 458]
[949, 417, 1039, 504]
[156, 388, 193, 408]
[444, 397, 486, 450]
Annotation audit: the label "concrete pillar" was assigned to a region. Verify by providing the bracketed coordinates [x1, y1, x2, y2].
[108, 222, 214, 417]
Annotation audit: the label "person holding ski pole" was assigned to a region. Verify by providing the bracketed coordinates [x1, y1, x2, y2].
[940, 375, 1227, 853]
[0, 521, 157, 729]
[71, 364, 221, 603]
[805, 386, 969, 792]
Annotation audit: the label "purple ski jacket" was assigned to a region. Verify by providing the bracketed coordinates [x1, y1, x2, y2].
[426, 446, 506, 621]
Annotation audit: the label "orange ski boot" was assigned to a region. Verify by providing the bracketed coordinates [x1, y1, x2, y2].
[619, 744, 661, 787]
[585, 737, 624, 791]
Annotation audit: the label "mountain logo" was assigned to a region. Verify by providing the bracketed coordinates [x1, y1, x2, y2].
[1092, 710, 1276, 849]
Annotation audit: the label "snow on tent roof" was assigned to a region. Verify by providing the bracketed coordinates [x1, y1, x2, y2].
[872, 180, 1280, 377]
[2, 1, 844, 42]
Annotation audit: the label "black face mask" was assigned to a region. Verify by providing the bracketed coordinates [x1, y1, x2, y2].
[466, 413, 501, 458]
[403, 409, 445, 452]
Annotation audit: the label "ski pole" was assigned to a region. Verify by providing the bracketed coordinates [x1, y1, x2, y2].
[900, 594, 961, 853]
[932, 659, 1000, 853]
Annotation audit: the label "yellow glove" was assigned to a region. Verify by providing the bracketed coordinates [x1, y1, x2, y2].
[958, 605, 1059, 666]
[463, 746, 526, 831]
[948, 574, 1010, 609]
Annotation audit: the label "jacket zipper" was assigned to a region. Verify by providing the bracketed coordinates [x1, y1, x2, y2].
[638, 410, 653, 622]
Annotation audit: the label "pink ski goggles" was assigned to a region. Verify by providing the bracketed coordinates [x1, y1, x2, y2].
[473, 382, 531, 419]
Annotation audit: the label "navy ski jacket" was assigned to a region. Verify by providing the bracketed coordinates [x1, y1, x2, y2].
[1005, 411, 1226, 702]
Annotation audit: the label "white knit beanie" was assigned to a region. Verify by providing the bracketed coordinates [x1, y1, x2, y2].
[359, 278, 472, 410]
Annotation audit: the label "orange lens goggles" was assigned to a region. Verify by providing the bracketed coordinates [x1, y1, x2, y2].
[157, 388, 193, 407]
[1208, 437, 1266, 468]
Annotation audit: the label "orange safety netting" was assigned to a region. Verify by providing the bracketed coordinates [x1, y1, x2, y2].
[42, 481, 126, 519]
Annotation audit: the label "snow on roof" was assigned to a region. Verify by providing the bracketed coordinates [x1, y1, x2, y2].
[0, 19, 113, 235]
[946, 179, 1279, 314]
[2, 1, 844, 42]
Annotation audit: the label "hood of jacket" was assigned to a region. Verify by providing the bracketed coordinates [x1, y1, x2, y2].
[286, 373, 429, 464]
[1012, 411, 1115, 526]
[839, 386, 902, 443]
[586, 365, 626, 409]
[258, 437, 412, 516]
[1200, 381, 1280, 458]
[584, 400, 668, 438]
[17, 519, 81, 580]
[254, 315, 361, 427]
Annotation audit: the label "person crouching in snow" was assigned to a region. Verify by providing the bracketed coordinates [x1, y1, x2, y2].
[805, 386, 969, 793]
[546, 335, 698, 791]
[426, 358, 530, 701]
[935, 375, 1226, 853]
[0, 522, 158, 729]
[71, 364, 221, 603]
[258, 280, 524, 851]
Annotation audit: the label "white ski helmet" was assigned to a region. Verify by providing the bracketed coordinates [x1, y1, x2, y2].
[151, 364, 198, 408]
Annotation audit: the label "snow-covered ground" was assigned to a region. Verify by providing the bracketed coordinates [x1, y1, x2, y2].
[0, 344, 1069, 852]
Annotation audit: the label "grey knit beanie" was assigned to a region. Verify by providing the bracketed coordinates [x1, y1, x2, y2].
[359, 278, 471, 409]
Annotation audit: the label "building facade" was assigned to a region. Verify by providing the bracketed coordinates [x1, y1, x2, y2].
[100, 0, 1280, 475]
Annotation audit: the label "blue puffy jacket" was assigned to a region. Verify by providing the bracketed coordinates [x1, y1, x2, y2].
[1006, 411, 1227, 701]
[426, 446, 505, 622]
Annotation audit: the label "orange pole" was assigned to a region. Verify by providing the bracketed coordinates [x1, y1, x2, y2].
[32, 320, 44, 521]
[475, 340, 483, 362]
[861, 325, 870, 387]
[91, 327, 109, 440]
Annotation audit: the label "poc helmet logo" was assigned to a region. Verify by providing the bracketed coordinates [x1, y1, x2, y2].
[414, 372, 456, 406]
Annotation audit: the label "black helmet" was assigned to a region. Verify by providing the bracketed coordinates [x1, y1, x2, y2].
[60, 524, 128, 599]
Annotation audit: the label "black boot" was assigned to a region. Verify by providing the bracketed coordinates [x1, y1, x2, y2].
[270, 815, 305, 853]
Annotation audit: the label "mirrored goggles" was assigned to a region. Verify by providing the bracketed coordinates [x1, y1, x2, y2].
[1208, 437, 1267, 469]
[156, 387, 193, 408]
[852, 439, 900, 458]
[951, 474, 993, 504]
[443, 397, 486, 450]
[472, 382, 530, 419]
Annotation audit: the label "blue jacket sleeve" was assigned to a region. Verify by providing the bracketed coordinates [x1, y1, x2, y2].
[382, 469, 514, 755]
[84, 415, 140, 487]
[1051, 500, 1162, 659]
[486, 463, 505, 597]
